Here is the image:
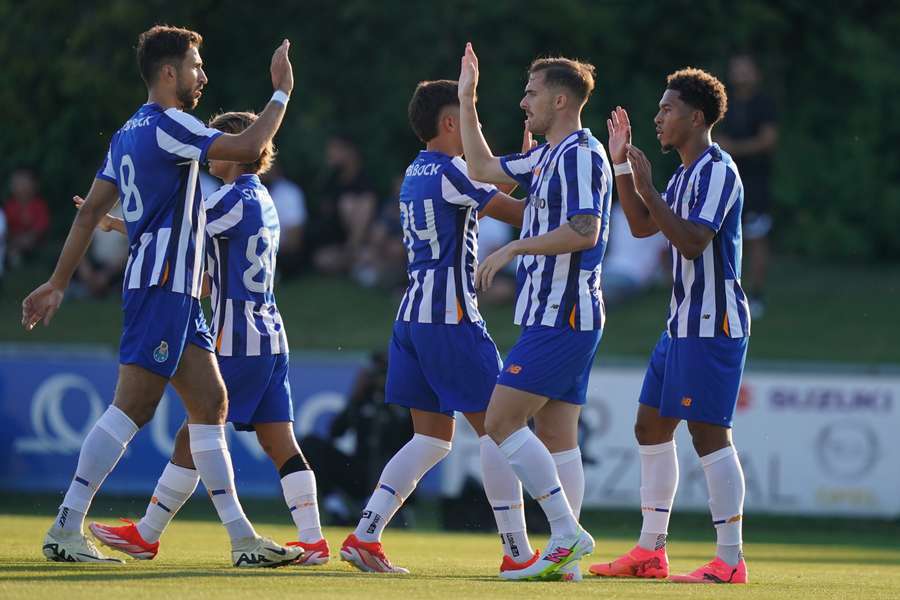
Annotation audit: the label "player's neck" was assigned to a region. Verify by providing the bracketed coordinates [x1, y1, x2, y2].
[425, 137, 460, 157]
[677, 131, 713, 168]
[147, 88, 181, 110]
[545, 114, 582, 148]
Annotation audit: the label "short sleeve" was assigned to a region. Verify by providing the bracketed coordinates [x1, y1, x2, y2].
[499, 144, 546, 190]
[560, 145, 606, 219]
[96, 147, 117, 184]
[204, 185, 244, 238]
[441, 157, 498, 210]
[688, 160, 739, 232]
[157, 108, 223, 164]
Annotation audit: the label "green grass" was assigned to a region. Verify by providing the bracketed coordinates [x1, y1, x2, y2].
[3, 258, 899, 365]
[2, 498, 900, 600]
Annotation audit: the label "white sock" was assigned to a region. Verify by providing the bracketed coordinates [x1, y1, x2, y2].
[282, 470, 323, 543]
[188, 424, 256, 543]
[637, 440, 678, 551]
[136, 462, 200, 543]
[354, 434, 451, 542]
[479, 435, 533, 560]
[701, 445, 745, 566]
[55, 406, 138, 534]
[552, 447, 584, 518]
[499, 427, 578, 537]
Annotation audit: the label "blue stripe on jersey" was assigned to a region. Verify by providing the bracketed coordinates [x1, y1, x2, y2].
[664, 144, 750, 338]
[501, 129, 611, 330]
[206, 175, 289, 356]
[98, 103, 221, 300]
[397, 152, 497, 325]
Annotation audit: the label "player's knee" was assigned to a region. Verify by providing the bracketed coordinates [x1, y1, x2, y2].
[634, 420, 667, 445]
[687, 421, 730, 456]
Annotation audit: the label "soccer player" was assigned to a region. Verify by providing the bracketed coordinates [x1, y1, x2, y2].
[589, 70, 750, 584]
[457, 43, 612, 581]
[82, 111, 328, 566]
[21, 26, 302, 567]
[339, 79, 539, 575]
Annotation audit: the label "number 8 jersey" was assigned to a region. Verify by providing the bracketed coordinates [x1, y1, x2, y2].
[396, 152, 498, 325]
[96, 103, 223, 300]
[204, 174, 288, 357]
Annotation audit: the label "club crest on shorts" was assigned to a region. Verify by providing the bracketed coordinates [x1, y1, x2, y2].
[153, 341, 169, 363]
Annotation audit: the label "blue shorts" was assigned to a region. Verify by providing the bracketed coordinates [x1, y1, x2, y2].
[220, 353, 293, 431]
[119, 287, 214, 378]
[638, 331, 749, 427]
[385, 320, 501, 416]
[497, 325, 601, 406]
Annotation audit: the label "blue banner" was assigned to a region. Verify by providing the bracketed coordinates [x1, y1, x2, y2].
[0, 348, 441, 499]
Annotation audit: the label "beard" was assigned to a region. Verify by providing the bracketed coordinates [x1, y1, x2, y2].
[661, 143, 674, 154]
[176, 81, 198, 110]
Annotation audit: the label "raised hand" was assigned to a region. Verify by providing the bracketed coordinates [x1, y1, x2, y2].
[607, 106, 631, 164]
[626, 143, 654, 197]
[458, 42, 479, 101]
[522, 120, 537, 153]
[22, 282, 64, 331]
[271, 39, 294, 95]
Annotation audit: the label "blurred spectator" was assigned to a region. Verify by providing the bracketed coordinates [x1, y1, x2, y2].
[261, 161, 307, 279]
[477, 214, 517, 304]
[72, 204, 129, 299]
[352, 176, 407, 289]
[309, 135, 378, 275]
[3, 168, 50, 268]
[299, 351, 413, 523]
[716, 54, 778, 318]
[602, 202, 667, 307]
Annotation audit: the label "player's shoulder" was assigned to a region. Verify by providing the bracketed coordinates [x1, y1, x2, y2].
[204, 181, 238, 211]
[159, 107, 218, 136]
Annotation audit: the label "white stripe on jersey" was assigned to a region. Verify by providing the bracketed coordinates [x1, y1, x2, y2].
[190, 186, 207, 298]
[403, 272, 421, 322]
[724, 280, 744, 337]
[540, 254, 571, 327]
[261, 305, 281, 354]
[220, 299, 234, 355]
[207, 197, 244, 235]
[150, 227, 171, 284]
[697, 161, 729, 223]
[156, 128, 202, 161]
[127, 233, 153, 289]
[172, 160, 199, 294]
[459, 206, 479, 321]
[204, 184, 233, 210]
[101, 150, 116, 181]
[444, 266, 458, 324]
[417, 269, 434, 324]
[699, 242, 717, 337]
[576, 147, 594, 210]
[163, 108, 222, 138]
[244, 300, 261, 356]
[577, 270, 593, 329]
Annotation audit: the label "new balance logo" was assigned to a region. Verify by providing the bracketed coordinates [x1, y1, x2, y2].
[545, 546, 573, 563]
[505, 364, 523, 374]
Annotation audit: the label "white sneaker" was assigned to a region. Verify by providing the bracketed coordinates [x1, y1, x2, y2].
[559, 561, 583, 581]
[43, 529, 124, 563]
[500, 527, 594, 581]
[231, 536, 303, 568]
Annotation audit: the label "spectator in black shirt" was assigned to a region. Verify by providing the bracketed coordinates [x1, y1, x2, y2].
[716, 54, 778, 318]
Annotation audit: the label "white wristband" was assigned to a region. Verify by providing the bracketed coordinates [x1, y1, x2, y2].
[271, 90, 290, 106]
[613, 161, 633, 176]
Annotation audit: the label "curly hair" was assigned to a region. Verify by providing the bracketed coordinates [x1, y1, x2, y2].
[529, 57, 596, 105]
[666, 68, 728, 126]
[207, 111, 275, 175]
[408, 80, 459, 143]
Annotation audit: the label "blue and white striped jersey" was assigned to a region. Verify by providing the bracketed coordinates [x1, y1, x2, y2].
[499, 129, 612, 331]
[663, 143, 750, 338]
[205, 174, 289, 357]
[96, 103, 222, 300]
[396, 152, 498, 325]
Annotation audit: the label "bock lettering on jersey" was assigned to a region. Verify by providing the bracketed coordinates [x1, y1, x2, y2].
[205, 174, 289, 357]
[396, 152, 498, 325]
[662, 143, 750, 338]
[499, 129, 612, 331]
[96, 103, 222, 299]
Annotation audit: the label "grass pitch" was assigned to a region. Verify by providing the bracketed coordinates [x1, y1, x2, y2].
[2, 509, 899, 600]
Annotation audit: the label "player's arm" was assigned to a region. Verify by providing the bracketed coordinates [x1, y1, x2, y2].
[607, 107, 659, 237]
[479, 192, 525, 227]
[457, 43, 516, 185]
[73, 195, 126, 235]
[476, 214, 598, 290]
[22, 178, 119, 329]
[627, 145, 714, 260]
[206, 40, 294, 163]
[200, 273, 212, 299]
